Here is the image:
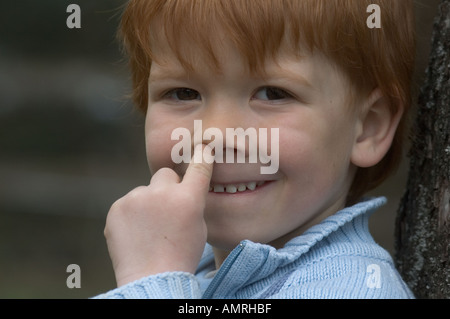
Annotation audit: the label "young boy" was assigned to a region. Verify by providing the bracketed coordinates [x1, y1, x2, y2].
[96, 0, 415, 298]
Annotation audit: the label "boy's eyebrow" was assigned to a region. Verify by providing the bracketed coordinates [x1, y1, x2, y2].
[264, 68, 314, 89]
[148, 69, 189, 84]
[148, 66, 315, 89]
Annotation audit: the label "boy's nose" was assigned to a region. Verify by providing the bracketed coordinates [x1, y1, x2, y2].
[192, 118, 253, 161]
[200, 106, 246, 131]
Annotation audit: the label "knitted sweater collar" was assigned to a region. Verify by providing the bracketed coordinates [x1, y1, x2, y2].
[197, 197, 387, 298]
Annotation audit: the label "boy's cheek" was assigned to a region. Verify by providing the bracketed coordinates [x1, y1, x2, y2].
[145, 114, 196, 174]
[145, 130, 179, 175]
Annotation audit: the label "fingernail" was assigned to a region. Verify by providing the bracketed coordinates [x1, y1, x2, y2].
[202, 144, 215, 164]
[193, 144, 203, 163]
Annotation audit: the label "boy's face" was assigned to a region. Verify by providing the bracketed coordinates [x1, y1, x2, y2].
[145, 42, 361, 251]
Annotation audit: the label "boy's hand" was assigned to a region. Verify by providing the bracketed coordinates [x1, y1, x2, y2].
[104, 144, 214, 287]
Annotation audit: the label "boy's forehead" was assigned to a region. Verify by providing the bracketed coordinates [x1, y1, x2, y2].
[147, 17, 353, 96]
[149, 21, 244, 74]
[148, 14, 312, 79]
[150, 23, 300, 77]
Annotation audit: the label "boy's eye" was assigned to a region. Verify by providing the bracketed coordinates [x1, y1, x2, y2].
[253, 87, 292, 101]
[164, 88, 201, 101]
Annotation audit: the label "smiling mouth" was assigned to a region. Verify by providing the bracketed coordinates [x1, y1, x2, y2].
[209, 181, 268, 193]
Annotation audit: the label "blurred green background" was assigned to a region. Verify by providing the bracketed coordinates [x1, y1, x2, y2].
[0, 0, 441, 298]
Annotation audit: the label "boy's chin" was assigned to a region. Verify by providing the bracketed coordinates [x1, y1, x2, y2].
[206, 235, 244, 252]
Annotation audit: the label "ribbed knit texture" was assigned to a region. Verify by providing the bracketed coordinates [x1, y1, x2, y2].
[94, 197, 414, 299]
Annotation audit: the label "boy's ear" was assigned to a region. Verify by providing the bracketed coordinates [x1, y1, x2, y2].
[351, 88, 403, 168]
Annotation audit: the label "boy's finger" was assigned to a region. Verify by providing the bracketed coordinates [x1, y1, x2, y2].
[149, 167, 182, 186]
[182, 144, 214, 195]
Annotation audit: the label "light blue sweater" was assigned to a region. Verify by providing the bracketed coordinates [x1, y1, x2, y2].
[94, 197, 414, 299]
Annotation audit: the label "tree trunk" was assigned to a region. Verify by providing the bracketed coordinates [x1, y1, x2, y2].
[395, 0, 450, 299]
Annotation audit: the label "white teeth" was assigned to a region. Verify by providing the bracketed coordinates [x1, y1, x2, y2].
[209, 181, 266, 193]
[213, 185, 225, 193]
[247, 182, 256, 191]
[237, 184, 247, 192]
[225, 185, 237, 193]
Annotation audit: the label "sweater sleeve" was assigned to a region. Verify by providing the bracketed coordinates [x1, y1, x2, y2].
[93, 272, 202, 299]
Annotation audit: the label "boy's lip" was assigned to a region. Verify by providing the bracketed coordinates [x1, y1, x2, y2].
[177, 162, 282, 190]
[208, 180, 274, 194]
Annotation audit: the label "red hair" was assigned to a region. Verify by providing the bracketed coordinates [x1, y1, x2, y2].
[118, 0, 416, 203]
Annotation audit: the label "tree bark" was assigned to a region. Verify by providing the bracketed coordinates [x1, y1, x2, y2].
[395, 0, 450, 299]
